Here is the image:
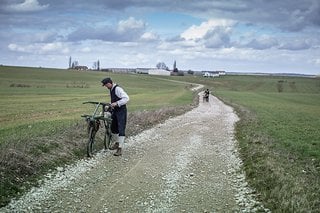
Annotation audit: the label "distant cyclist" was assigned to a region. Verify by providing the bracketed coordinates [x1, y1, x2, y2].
[101, 77, 129, 156]
[204, 88, 210, 102]
[205, 88, 209, 96]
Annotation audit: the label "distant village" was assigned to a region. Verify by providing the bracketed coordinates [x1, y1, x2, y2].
[67, 56, 317, 78]
[68, 56, 226, 78]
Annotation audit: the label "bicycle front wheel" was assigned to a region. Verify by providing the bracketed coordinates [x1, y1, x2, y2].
[87, 126, 95, 157]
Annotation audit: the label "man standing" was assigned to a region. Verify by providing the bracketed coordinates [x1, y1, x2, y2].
[101, 77, 129, 156]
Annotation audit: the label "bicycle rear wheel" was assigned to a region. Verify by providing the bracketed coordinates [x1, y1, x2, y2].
[87, 126, 95, 157]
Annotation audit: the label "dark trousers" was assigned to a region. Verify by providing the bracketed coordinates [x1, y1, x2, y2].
[111, 106, 127, 136]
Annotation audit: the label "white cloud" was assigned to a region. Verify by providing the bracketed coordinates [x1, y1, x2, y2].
[5, 0, 49, 12]
[313, 58, 320, 65]
[67, 17, 147, 42]
[179, 19, 235, 49]
[8, 43, 26, 52]
[117, 17, 145, 33]
[8, 42, 69, 54]
[140, 32, 159, 41]
[81, 47, 91, 53]
[181, 19, 235, 40]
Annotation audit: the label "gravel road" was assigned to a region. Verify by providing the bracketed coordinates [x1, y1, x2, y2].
[2, 93, 270, 213]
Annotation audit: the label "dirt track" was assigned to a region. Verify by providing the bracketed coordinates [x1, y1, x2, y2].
[2, 93, 268, 212]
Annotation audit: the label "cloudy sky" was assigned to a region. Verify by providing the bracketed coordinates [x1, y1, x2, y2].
[1, 0, 319, 74]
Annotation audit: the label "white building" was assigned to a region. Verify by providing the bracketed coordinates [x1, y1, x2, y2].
[202, 71, 226, 77]
[202, 71, 219, 77]
[148, 69, 171, 76]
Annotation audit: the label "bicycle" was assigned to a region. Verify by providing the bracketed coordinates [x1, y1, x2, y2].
[81, 101, 113, 157]
[203, 93, 209, 102]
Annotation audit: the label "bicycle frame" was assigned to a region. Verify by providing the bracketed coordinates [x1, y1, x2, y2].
[81, 101, 113, 157]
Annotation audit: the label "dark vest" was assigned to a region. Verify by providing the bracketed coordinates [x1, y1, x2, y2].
[110, 85, 126, 110]
[110, 85, 120, 103]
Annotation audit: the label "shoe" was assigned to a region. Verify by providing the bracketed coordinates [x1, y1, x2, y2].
[114, 148, 122, 156]
[109, 142, 119, 150]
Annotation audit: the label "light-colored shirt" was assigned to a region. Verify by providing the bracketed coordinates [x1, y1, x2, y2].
[112, 84, 129, 107]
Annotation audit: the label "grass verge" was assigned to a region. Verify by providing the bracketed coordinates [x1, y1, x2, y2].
[219, 97, 320, 212]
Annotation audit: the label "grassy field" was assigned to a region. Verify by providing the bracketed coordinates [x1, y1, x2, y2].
[0, 66, 195, 207]
[1, 66, 319, 211]
[0, 66, 193, 143]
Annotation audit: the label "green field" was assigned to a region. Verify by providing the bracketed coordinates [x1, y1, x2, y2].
[209, 75, 320, 159]
[0, 66, 196, 207]
[0, 66, 193, 143]
[0, 66, 319, 211]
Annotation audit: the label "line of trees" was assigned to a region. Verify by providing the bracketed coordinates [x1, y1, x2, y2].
[156, 60, 178, 72]
[68, 56, 100, 70]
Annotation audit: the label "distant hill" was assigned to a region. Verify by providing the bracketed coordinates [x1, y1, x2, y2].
[226, 72, 317, 78]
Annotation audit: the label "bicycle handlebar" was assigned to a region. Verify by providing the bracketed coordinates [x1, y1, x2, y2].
[82, 101, 110, 107]
[81, 101, 113, 122]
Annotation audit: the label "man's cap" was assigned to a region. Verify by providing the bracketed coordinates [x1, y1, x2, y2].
[101, 77, 113, 85]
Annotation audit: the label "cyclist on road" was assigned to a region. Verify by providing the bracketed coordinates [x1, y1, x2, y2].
[205, 88, 209, 96]
[204, 88, 210, 102]
[101, 77, 129, 156]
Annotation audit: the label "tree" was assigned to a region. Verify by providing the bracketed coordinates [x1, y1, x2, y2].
[156, 62, 168, 70]
[92, 60, 100, 70]
[69, 56, 72, 68]
[71, 61, 78, 69]
[172, 60, 178, 72]
[187, 70, 194, 75]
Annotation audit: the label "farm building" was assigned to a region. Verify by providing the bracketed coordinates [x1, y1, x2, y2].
[202, 71, 219, 77]
[74, 66, 88, 70]
[148, 69, 171, 76]
[202, 71, 226, 77]
[136, 68, 149, 74]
